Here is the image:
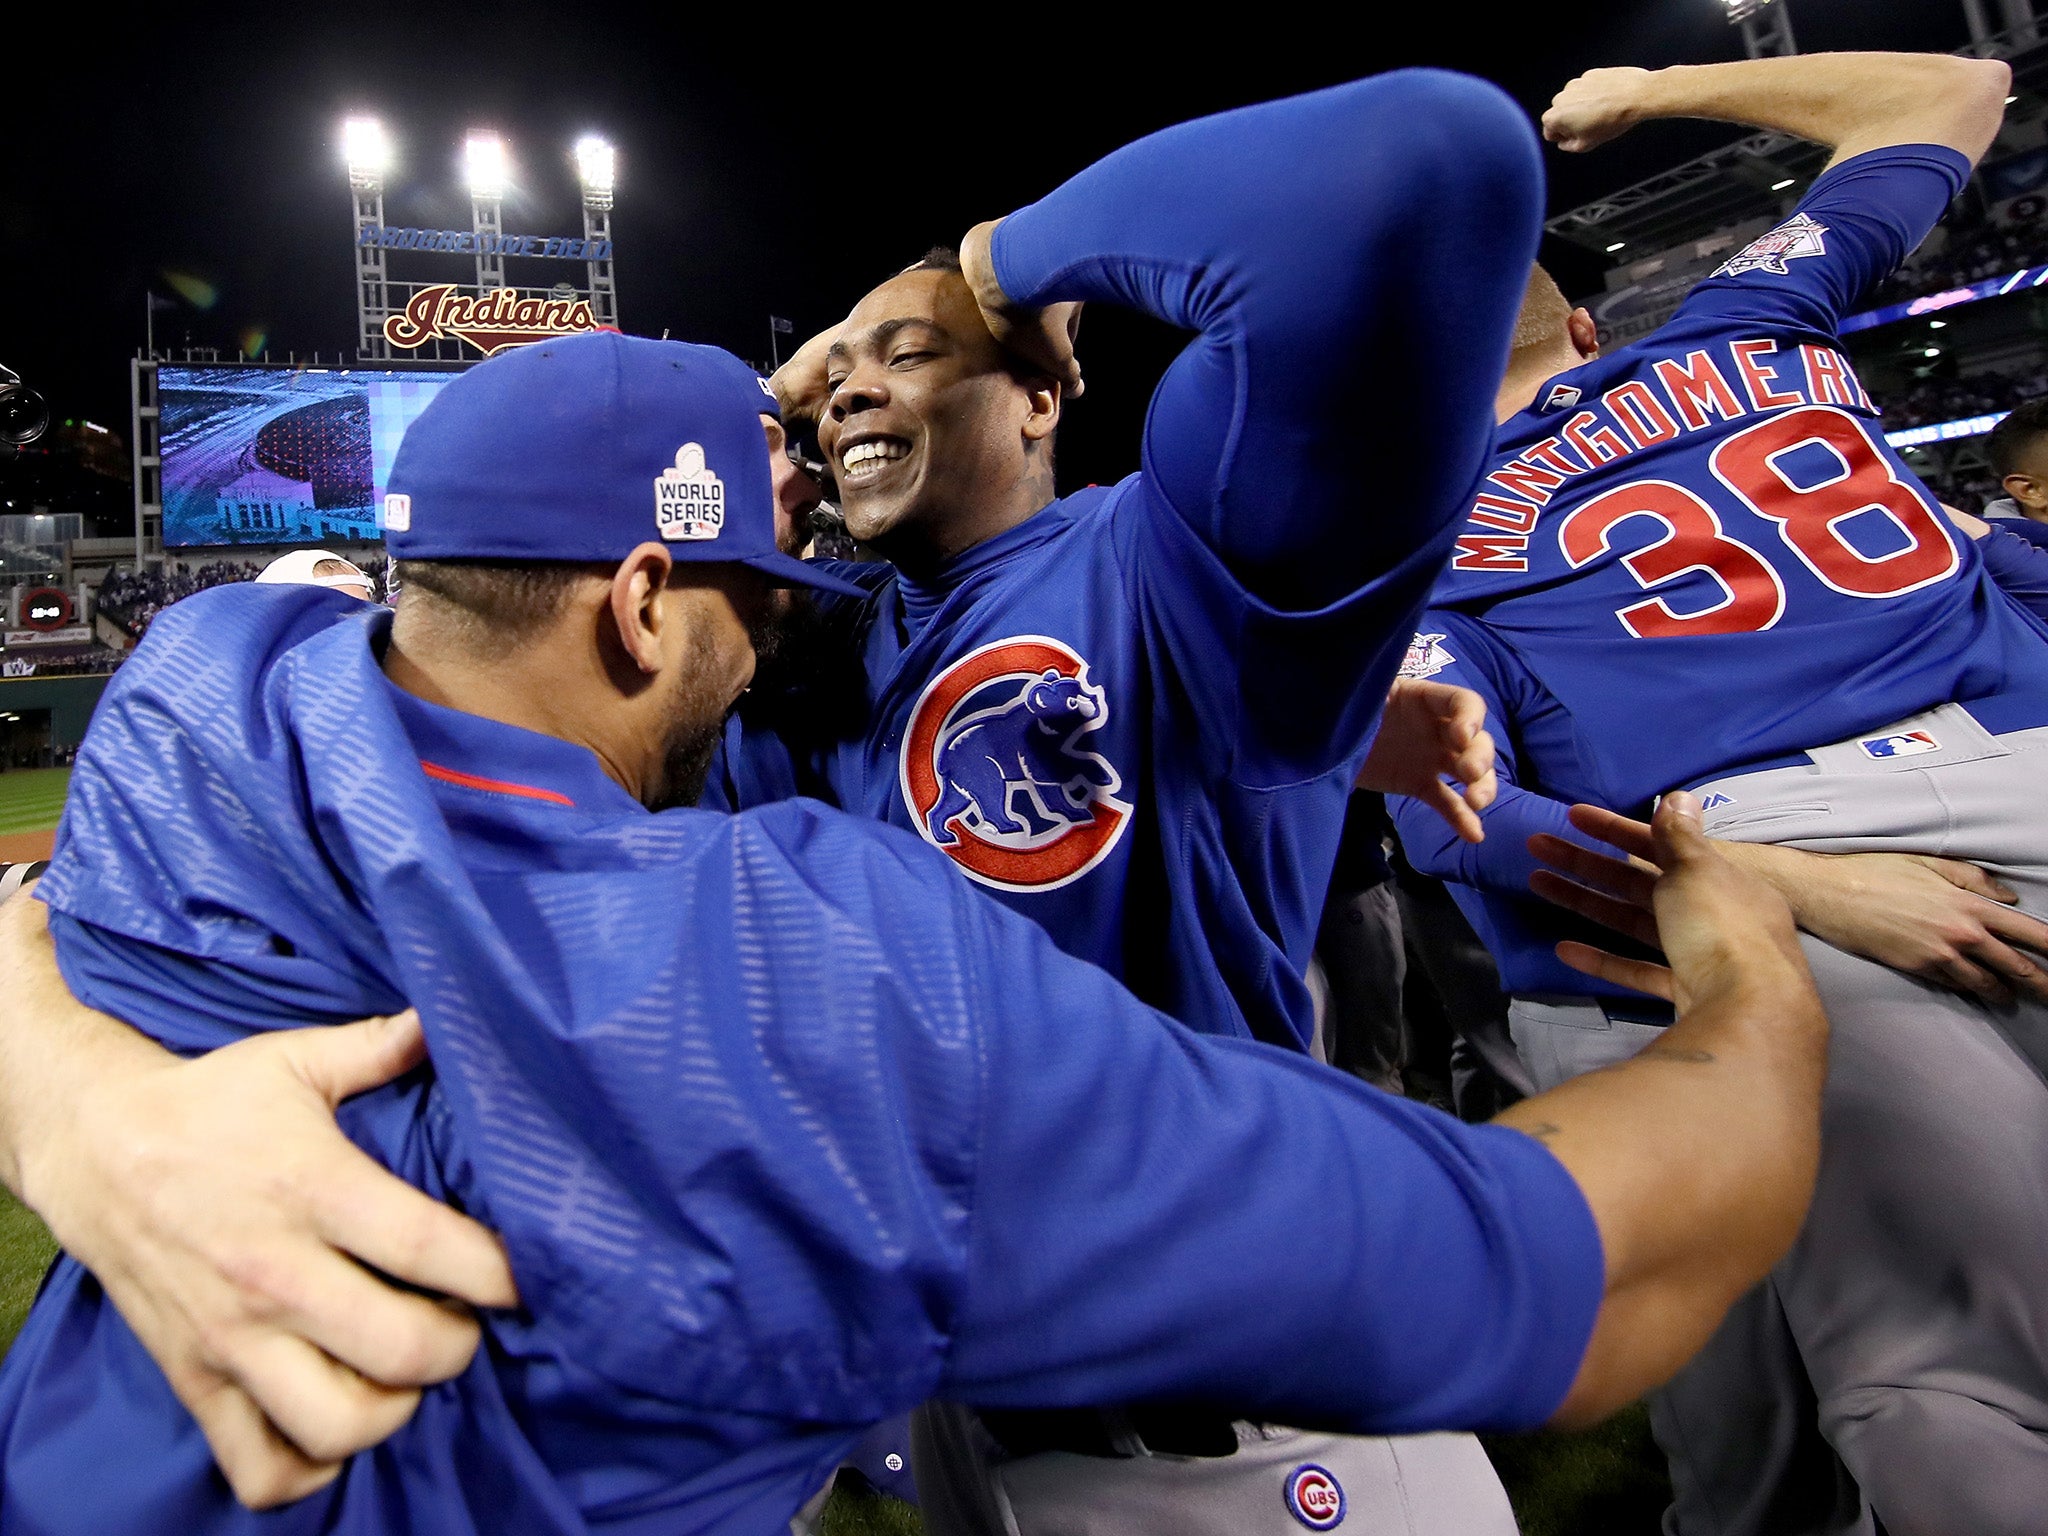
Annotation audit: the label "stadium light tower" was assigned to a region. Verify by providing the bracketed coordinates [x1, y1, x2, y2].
[1722, 0, 1797, 58]
[344, 115, 393, 361]
[576, 136, 620, 330]
[466, 131, 510, 292]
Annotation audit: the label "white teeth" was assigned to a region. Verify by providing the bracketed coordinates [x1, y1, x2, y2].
[841, 439, 909, 478]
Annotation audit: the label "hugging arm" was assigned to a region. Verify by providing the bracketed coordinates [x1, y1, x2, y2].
[0, 891, 515, 1506]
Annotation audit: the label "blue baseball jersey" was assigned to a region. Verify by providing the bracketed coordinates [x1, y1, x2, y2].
[0, 587, 1602, 1534]
[1429, 145, 2048, 813]
[710, 71, 1545, 1053]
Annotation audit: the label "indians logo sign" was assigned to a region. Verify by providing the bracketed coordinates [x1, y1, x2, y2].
[384, 284, 599, 356]
[900, 636, 1132, 892]
[1713, 213, 1829, 279]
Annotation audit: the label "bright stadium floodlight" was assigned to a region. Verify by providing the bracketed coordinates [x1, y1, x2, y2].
[344, 116, 390, 189]
[576, 136, 616, 198]
[466, 132, 510, 199]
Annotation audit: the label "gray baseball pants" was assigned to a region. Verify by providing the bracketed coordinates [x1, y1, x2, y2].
[911, 1403, 1516, 1536]
[1512, 704, 2048, 1536]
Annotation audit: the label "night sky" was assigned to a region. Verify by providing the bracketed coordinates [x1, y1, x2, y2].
[7, 1, 1961, 493]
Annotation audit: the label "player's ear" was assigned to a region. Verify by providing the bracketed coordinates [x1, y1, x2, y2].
[608, 542, 675, 677]
[2004, 471, 2048, 510]
[1566, 308, 1601, 362]
[1021, 376, 1060, 444]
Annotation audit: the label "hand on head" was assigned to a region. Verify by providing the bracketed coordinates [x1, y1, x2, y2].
[960, 219, 1085, 398]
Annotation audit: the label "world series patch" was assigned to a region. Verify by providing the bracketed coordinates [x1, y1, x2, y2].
[1285, 1462, 1346, 1529]
[1714, 212, 1828, 278]
[1399, 632, 1455, 681]
[899, 636, 1133, 893]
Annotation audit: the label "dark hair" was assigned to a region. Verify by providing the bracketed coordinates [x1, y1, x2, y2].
[911, 245, 962, 274]
[395, 558, 608, 646]
[1988, 396, 2048, 479]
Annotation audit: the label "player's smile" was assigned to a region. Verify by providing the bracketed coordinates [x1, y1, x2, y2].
[838, 432, 912, 484]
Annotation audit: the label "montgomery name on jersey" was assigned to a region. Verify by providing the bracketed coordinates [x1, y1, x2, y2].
[1432, 144, 2048, 811]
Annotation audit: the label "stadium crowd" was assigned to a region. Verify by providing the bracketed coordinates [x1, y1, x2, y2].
[1867, 183, 2048, 306]
[94, 560, 264, 638]
[95, 552, 392, 638]
[1, 44, 2047, 1536]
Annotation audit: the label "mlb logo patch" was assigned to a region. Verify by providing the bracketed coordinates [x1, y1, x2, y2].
[654, 444, 725, 541]
[1285, 1463, 1346, 1529]
[1859, 729, 1940, 760]
[1714, 212, 1829, 278]
[382, 493, 412, 532]
[1542, 382, 1582, 411]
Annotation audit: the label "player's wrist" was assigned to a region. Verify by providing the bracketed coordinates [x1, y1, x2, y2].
[959, 219, 1013, 322]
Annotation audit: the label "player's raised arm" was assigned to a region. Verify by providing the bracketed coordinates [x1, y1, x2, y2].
[0, 891, 516, 1506]
[970, 72, 1543, 615]
[1544, 52, 2011, 171]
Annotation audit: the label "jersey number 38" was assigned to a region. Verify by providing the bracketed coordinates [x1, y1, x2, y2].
[1557, 405, 1959, 639]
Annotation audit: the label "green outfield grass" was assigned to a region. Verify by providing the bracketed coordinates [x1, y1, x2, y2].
[0, 768, 70, 838]
[0, 1189, 58, 1355]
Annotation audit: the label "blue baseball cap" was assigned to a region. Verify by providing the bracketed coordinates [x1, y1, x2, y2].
[382, 331, 862, 597]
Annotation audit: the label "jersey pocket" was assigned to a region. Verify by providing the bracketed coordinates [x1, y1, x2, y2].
[1703, 801, 1834, 840]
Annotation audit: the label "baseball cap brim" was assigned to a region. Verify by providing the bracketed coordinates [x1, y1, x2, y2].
[740, 549, 869, 599]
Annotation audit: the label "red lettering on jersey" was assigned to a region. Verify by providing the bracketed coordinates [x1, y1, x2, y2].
[1839, 354, 1878, 413]
[1605, 382, 1681, 449]
[1799, 345, 1859, 409]
[1563, 409, 1631, 466]
[1729, 339, 1803, 411]
[1467, 492, 1540, 534]
[1451, 533, 1529, 572]
[1521, 435, 1590, 478]
[1487, 457, 1566, 506]
[1651, 351, 1746, 430]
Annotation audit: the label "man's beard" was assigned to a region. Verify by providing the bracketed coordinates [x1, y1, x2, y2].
[646, 625, 748, 812]
[649, 710, 723, 812]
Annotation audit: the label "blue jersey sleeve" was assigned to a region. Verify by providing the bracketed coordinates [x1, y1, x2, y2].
[1976, 523, 2048, 625]
[990, 72, 1544, 782]
[939, 876, 1604, 1433]
[1672, 144, 1971, 336]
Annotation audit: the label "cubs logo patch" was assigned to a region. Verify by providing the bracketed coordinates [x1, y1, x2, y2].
[1284, 1463, 1345, 1529]
[654, 443, 725, 542]
[900, 636, 1132, 892]
[1714, 212, 1828, 278]
[1859, 729, 1939, 759]
[1398, 632, 1455, 681]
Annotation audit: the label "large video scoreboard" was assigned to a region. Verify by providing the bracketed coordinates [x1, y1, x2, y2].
[157, 364, 462, 548]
